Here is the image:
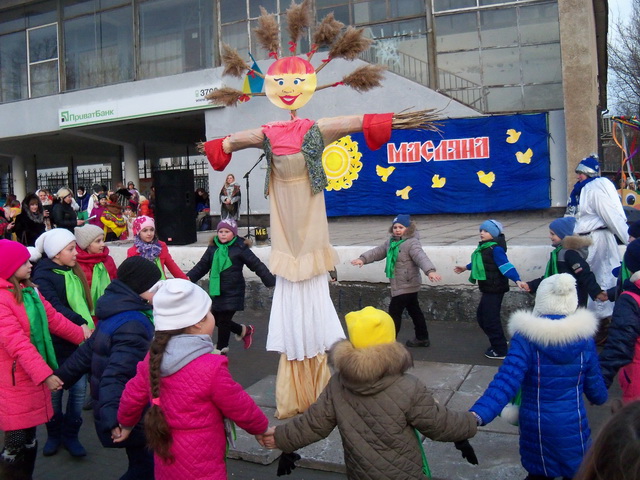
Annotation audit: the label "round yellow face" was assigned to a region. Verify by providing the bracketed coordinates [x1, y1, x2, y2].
[265, 72, 317, 111]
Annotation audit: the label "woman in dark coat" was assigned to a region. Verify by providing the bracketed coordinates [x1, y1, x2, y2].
[52, 187, 83, 232]
[13, 193, 46, 246]
[187, 218, 275, 353]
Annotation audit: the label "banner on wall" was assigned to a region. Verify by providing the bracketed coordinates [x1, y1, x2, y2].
[322, 113, 550, 216]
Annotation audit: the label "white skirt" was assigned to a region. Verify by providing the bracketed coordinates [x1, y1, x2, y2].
[267, 274, 346, 361]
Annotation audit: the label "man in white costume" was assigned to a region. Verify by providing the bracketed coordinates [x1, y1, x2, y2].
[570, 155, 628, 320]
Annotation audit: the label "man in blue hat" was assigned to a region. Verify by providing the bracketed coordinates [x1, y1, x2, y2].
[569, 154, 628, 321]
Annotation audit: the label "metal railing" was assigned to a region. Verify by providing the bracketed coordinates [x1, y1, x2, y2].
[360, 47, 486, 112]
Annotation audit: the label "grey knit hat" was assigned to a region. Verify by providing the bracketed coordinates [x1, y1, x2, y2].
[74, 225, 104, 250]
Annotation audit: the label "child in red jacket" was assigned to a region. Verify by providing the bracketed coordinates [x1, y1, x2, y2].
[127, 216, 188, 280]
[0, 240, 89, 478]
[114, 279, 269, 480]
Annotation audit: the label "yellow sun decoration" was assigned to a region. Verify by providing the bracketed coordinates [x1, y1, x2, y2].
[322, 136, 363, 191]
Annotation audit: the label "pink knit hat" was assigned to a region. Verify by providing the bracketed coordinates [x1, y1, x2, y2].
[0, 240, 31, 280]
[132, 216, 155, 236]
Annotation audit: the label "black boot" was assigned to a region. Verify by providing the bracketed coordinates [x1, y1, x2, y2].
[0, 441, 37, 480]
[43, 413, 63, 456]
[62, 416, 86, 457]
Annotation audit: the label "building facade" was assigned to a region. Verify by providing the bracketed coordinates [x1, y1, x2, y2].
[0, 0, 608, 213]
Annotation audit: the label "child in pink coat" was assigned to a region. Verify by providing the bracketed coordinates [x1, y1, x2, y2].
[0, 240, 90, 478]
[114, 279, 269, 479]
[126, 216, 188, 280]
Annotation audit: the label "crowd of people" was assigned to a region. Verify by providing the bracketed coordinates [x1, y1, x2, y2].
[2, 154, 640, 480]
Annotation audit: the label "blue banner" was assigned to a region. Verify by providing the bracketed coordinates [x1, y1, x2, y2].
[323, 113, 550, 216]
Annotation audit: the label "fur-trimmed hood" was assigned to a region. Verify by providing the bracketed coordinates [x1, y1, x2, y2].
[329, 340, 413, 395]
[387, 221, 417, 240]
[561, 234, 591, 253]
[508, 308, 598, 361]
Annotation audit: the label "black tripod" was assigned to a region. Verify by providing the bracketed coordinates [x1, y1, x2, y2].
[243, 153, 265, 240]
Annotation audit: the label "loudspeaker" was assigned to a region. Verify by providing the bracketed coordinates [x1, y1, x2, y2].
[153, 169, 197, 245]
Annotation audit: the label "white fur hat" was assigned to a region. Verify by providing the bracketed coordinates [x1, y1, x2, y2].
[31, 228, 77, 261]
[532, 273, 578, 317]
[151, 279, 212, 331]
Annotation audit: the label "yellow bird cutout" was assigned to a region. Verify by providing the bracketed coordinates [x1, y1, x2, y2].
[376, 165, 395, 182]
[506, 129, 521, 144]
[477, 171, 495, 188]
[396, 186, 412, 200]
[516, 148, 533, 164]
[431, 174, 446, 188]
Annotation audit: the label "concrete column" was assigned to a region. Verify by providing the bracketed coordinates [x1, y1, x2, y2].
[110, 155, 123, 188]
[558, 0, 600, 193]
[11, 155, 26, 200]
[25, 157, 37, 193]
[123, 143, 140, 188]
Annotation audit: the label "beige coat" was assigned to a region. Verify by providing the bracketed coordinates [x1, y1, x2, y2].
[274, 340, 477, 480]
[359, 222, 436, 296]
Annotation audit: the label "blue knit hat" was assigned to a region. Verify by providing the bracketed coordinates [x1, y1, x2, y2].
[629, 221, 640, 239]
[479, 219, 502, 239]
[549, 217, 576, 240]
[625, 239, 640, 274]
[392, 214, 411, 228]
[575, 155, 600, 177]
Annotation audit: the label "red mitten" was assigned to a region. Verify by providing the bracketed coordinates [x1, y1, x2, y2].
[363, 113, 394, 151]
[204, 137, 232, 171]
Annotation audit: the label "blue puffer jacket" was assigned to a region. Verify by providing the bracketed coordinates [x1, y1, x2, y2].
[470, 308, 607, 478]
[55, 279, 153, 448]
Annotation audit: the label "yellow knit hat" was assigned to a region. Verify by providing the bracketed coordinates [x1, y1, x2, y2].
[345, 306, 396, 349]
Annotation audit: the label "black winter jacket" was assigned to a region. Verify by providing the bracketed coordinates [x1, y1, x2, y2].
[187, 238, 275, 312]
[478, 235, 509, 294]
[32, 258, 89, 364]
[527, 236, 602, 307]
[55, 280, 153, 448]
[52, 201, 77, 231]
[13, 212, 45, 246]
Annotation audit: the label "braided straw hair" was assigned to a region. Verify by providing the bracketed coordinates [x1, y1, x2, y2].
[144, 329, 183, 463]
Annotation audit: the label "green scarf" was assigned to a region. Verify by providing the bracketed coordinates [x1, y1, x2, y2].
[90, 263, 111, 314]
[621, 260, 632, 285]
[544, 245, 562, 278]
[21, 287, 58, 369]
[154, 258, 166, 280]
[53, 269, 95, 329]
[210, 236, 237, 296]
[469, 241, 497, 283]
[385, 238, 406, 278]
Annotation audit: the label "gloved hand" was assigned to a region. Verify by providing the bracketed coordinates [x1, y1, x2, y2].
[454, 440, 478, 465]
[277, 451, 301, 476]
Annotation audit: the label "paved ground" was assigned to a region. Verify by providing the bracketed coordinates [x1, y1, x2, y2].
[11, 208, 625, 479]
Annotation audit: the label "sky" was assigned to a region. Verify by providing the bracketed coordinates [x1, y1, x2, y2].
[607, 0, 634, 114]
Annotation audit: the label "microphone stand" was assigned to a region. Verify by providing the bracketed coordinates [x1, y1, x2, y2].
[243, 153, 266, 240]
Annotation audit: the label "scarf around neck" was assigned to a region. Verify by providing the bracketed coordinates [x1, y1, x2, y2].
[25, 209, 44, 224]
[53, 268, 94, 328]
[385, 237, 406, 278]
[568, 176, 597, 208]
[544, 245, 563, 278]
[20, 287, 58, 369]
[134, 236, 162, 261]
[90, 262, 111, 313]
[469, 241, 497, 283]
[210, 236, 237, 296]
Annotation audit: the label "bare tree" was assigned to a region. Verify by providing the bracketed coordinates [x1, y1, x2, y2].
[609, 0, 640, 115]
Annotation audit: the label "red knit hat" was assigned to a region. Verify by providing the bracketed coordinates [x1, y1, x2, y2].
[0, 240, 31, 280]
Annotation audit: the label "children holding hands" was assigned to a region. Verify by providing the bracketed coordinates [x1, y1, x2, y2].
[454, 219, 527, 359]
[259, 306, 478, 479]
[114, 279, 270, 480]
[0, 239, 90, 478]
[351, 214, 441, 347]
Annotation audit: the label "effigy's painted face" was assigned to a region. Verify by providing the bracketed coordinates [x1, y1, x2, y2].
[265, 71, 317, 111]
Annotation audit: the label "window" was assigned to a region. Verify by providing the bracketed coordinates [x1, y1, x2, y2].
[434, 0, 562, 113]
[27, 23, 59, 97]
[64, 5, 134, 90]
[139, 0, 214, 79]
